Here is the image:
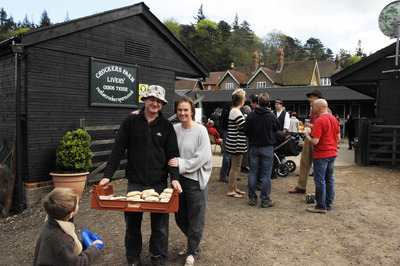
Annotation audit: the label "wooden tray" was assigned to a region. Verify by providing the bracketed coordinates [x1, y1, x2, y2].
[91, 185, 179, 213]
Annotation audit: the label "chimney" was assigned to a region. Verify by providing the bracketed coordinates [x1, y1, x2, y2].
[252, 50, 260, 73]
[230, 62, 235, 69]
[277, 46, 284, 72]
[335, 56, 340, 70]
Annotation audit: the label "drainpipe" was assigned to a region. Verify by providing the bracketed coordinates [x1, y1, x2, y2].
[11, 41, 26, 213]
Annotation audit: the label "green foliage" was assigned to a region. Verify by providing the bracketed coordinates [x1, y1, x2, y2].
[0, 28, 30, 42]
[55, 129, 93, 173]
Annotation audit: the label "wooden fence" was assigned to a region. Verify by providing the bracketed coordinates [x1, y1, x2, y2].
[357, 118, 400, 166]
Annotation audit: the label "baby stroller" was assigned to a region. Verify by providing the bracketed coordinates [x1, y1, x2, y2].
[274, 131, 301, 177]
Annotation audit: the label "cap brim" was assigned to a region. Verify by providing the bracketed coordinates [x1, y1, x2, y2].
[141, 96, 167, 105]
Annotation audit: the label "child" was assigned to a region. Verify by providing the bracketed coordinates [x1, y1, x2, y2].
[33, 187, 102, 265]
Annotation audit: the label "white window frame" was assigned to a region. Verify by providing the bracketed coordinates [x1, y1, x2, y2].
[225, 83, 234, 90]
[257, 81, 266, 88]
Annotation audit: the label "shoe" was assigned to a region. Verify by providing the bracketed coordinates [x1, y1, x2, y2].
[261, 199, 275, 208]
[184, 255, 195, 266]
[306, 207, 327, 214]
[151, 255, 164, 266]
[309, 172, 314, 176]
[289, 187, 306, 194]
[237, 177, 242, 181]
[348, 148, 353, 150]
[249, 198, 257, 206]
[178, 248, 187, 257]
[129, 257, 142, 266]
[241, 167, 249, 173]
[219, 177, 228, 183]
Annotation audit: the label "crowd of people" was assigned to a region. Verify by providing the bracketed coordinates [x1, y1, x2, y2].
[33, 85, 343, 266]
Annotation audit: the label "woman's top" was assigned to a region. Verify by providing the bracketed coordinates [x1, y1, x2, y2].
[173, 123, 213, 190]
[225, 108, 247, 154]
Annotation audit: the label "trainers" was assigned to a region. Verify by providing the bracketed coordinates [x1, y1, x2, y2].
[129, 257, 142, 266]
[219, 177, 228, 183]
[289, 187, 306, 194]
[151, 255, 165, 266]
[306, 207, 327, 214]
[248, 198, 257, 206]
[185, 255, 195, 266]
[261, 199, 275, 208]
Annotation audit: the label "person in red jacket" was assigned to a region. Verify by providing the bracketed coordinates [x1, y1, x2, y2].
[206, 120, 221, 143]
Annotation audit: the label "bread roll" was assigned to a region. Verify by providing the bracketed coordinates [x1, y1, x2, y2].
[142, 189, 159, 199]
[159, 193, 172, 199]
[160, 198, 170, 202]
[163, 188, 173, 194]
[127, 191, 142, 197]
[127, 194, 141, 201]
[144, 196, 160, 202]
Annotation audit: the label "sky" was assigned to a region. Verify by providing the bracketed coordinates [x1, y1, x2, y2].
[1, 0, 397, 55]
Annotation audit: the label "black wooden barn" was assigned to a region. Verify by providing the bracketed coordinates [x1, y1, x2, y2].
[0, 3, 208, 211]
[331, 42, 399, 125]
[332, 42, 400, 166]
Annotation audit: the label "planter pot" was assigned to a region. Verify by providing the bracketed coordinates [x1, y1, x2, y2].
[50, 172, 89, 197]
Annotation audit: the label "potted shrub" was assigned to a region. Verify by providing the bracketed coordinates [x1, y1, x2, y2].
[50, 129, 94, 196]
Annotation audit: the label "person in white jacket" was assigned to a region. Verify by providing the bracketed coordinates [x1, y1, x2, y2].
[168, 96, 212, 266]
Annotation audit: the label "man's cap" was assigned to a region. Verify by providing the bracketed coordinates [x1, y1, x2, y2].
[142, 85, 168, 105]
[275, 99, 283, 104]
[306, 89, 324, 99]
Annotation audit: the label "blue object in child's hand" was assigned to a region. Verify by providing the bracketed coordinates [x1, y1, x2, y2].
[81, 229, 104, 250]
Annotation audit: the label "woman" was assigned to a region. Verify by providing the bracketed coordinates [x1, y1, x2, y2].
[345, 114, 355, 150]
[225, 90, 247, 198]
[168, 97, 212, 266]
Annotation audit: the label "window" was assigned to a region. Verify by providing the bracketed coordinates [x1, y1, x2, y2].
[257, 81, 266, 88]
[321, 78, 331, 86]
[298, 104, 308, 118]
[225, 83, 234, 90]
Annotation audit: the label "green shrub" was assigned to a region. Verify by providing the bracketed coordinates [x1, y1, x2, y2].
[55, 129, 94, 173]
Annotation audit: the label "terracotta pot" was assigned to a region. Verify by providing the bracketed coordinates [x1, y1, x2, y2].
[50, 172, 89, 197]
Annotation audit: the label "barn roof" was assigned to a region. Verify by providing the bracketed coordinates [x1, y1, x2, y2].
[185, 86, 374, 103]
[0, 2, 208, 78]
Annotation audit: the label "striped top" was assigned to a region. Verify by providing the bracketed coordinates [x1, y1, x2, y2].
[226, 108, 247, 154]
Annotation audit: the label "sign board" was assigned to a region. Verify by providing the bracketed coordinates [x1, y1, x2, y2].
[90, 58, 139, 108]
[138, 84, 148, 103]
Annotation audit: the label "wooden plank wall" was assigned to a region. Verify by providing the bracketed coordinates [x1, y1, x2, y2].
[0, 55, 17, 163]
[23, 14, 199, 183]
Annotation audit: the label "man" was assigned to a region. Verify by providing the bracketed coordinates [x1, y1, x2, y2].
[304, 99, 340, 213]
[273, 99, 290, 132]
[289, 89, 324, 194]
[249, 94, 259, 110]
[244, 93, 280, 208]
[99, 85, 182, 266]
[206, 120, 221, 144]
[210, 107, 222, 135]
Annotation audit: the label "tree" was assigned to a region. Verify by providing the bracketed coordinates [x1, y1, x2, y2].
[304, 37, 331, 60]
[65, 12, 70, 22]
[164, 18, 181, 38]
[194, 4, 206, 23]
[355, 40, 367, 58]
[39, 10, 51, 27]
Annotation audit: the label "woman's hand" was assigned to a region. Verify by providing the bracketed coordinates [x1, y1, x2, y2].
[171, 180, 183, 193]
[131, 110, 140, 115]
[168, 157, 179, 167]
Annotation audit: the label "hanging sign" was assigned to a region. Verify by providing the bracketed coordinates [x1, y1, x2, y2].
[90, 58, 139, 108]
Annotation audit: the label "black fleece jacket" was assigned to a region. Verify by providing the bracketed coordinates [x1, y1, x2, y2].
[103, 109, 180, 185]
[244, 107, 280, 146]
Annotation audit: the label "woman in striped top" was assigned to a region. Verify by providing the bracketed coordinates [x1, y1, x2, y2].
[226, 90, 247, 198]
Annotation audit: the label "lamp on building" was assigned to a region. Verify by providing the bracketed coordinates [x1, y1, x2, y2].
[11, 42, 25, 54]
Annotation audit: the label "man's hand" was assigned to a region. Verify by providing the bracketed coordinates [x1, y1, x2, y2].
[171, 180, 183, 193]
[99, 178, 110, 186]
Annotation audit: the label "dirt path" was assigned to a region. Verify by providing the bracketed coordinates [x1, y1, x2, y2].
[1, 165, 400, 265]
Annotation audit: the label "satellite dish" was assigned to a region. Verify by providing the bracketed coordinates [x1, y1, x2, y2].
[379, 1, 400, 67]
[379, 1, 400, 38]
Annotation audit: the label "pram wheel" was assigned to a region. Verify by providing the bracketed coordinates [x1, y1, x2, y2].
[287, 160, 296, 172]
[276, 163, 290, 177]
